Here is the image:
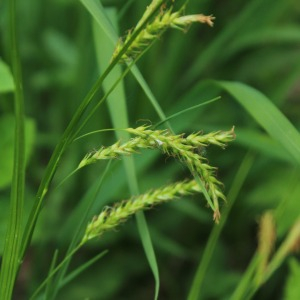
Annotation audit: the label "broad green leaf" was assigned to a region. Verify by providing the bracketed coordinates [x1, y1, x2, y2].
[80, 0, 118, 42]
[218, 81, 300, 165]
[225, 26, 300, 60]
[235, 128, 293, 163]
[0, 114, 36, 189]
[0, 59, 15, 93]
[275, 172, 300, 238]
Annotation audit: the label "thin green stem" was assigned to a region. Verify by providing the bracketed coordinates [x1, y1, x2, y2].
[153, 97, 221, 129]
[0, 0, 26, 298]
[29, 244, 83, 300]
[71, 36, 159, 142]
[187, 152, 255, 300]
[73, 96, 220, 145]
[70, 53, 139, 141]
[229, 255, 260, 300]
[45, 250, 59, 299]
[73, 128, 119, 141]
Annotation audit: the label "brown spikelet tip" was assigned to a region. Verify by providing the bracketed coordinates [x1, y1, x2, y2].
[290, 236, 300, 253]
[213, 209, 221, 224]
[231, 126, 236, 139]
[199, 14, 215, 27]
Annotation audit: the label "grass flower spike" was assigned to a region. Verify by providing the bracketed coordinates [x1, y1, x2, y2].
[112, 2, 215, 63]
[78, 126, 235, 219]
[185, 127, 235, 148]
[81, 179, 202, 244]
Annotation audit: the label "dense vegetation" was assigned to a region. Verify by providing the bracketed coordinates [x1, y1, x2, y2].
[0, 0, 300, 299]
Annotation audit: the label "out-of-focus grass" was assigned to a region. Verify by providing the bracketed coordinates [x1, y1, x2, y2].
[0, 0, 300, 299]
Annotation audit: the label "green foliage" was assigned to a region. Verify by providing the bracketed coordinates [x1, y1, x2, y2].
[0, 60, 15, 93]
[0, 0, 299, 299]
[0, 115, 36, 190]
[284, 258, 300, 299]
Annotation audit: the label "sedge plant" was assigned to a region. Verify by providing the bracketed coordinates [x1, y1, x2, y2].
[1, 0, 300, 299]
[0, 0, 228, 298]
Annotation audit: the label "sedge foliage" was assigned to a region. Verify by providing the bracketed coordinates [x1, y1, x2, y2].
[0, 0, 299, 299]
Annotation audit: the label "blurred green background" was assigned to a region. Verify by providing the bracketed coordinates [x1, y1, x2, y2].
[1, 0, 300, 299]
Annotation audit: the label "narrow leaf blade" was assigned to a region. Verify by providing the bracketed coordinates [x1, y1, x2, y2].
[217, 81, 300, 165]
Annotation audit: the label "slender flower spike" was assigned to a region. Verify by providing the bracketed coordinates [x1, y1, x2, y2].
[256, 211, 276, 285]
[112, 2, 215, 63]
[81, 179, 202, 244]
[185, 127, 235, 149]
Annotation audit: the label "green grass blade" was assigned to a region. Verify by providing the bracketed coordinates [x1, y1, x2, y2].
[193, 173, 215, 212]
[225, 26, 300, 60]
[92, 9, 129, 141]
[234, 128, 293, 163]
[80, 0, 118, 40]
[30, 245, 83, 300]
[229, 255, 260, 300]
[46, 160, 112, 299]
[217, 81, 300, 165]
[154, 97, 220, 128]
[135, 211, 160, 300]
[0, 0, 26, 298]
[60, 250, 108, 289]
[80, 0, 170, 127]
[45, 250, 59, 299]
[183, 0, 265, 85]
[187, 152, 255, 300]
[130, 65, 170, 125]
[92, 7, 160, 299]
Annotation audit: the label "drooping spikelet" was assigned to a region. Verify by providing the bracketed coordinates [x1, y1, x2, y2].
[112, 2, 215, 63]
[81, 179, 202, 244]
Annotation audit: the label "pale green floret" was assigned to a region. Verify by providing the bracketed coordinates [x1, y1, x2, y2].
[172, 14, 215, 30]
[186, 127, 235, 148]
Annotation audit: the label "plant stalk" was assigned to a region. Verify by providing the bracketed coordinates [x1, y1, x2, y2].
[0, 0, 26, 298]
